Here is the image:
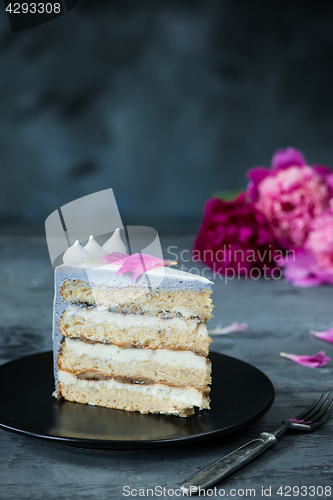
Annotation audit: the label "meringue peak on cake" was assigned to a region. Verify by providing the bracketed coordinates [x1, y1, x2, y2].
[102, 228, 128, 255]
[84, 235, 105, 259]
[63, 240, 91, 266]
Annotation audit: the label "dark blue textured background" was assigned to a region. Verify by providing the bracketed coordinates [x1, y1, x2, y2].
[1, 0, 333, 234]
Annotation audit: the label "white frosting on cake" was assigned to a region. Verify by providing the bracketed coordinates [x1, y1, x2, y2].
[56, 262, 212, 292]
[58, 233, 212, 291]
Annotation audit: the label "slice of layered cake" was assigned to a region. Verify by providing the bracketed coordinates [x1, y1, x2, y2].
[53, 235, 213, 417]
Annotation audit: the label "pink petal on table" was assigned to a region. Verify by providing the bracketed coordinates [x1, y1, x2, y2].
[279, 351, 331, 368]
[209, 322, 248, 335]
[309, 328, 333, 345]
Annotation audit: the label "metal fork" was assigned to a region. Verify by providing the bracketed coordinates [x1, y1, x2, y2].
[180, 392, 333, 495]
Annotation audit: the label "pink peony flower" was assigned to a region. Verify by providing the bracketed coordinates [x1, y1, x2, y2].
[279, 249, 333, 287]
[306, 200, 333, 274]
[247, 148, 333, 249]
[279, 198, 333, 287]
[192, 193, 281, 276]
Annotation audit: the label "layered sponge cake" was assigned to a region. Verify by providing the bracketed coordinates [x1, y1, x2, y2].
[53, 237, 213, 417]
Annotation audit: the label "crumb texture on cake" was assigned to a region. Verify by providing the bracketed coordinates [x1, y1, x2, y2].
[60, 280, 213, 320]
[58, 337, 211, 389]
[59, 305, 212, 355]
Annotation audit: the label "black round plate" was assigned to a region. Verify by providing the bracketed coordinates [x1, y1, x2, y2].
[0, 351, 274, 449]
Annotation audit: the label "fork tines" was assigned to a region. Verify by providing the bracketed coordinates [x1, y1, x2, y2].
[294, 392, 332, 423]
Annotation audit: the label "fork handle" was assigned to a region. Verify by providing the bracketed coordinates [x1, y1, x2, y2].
[180, 432, 277, 495]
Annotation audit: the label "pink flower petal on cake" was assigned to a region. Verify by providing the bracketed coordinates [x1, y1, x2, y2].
[107, 253, 177, 281]
[116, 254, 143, 274]
[309, 328, 333, 344]
[130, 254, 165, 281]
[131, 264, 146, 281]
[101, 252, 128, 263]
[279, 351, 331, 368]
[209, 322, 248, 335]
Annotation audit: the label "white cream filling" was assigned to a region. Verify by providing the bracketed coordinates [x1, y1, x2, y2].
[64, 337, 208, 371]
[64, 304, 208, 335]
[58, 370, 205, 406]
